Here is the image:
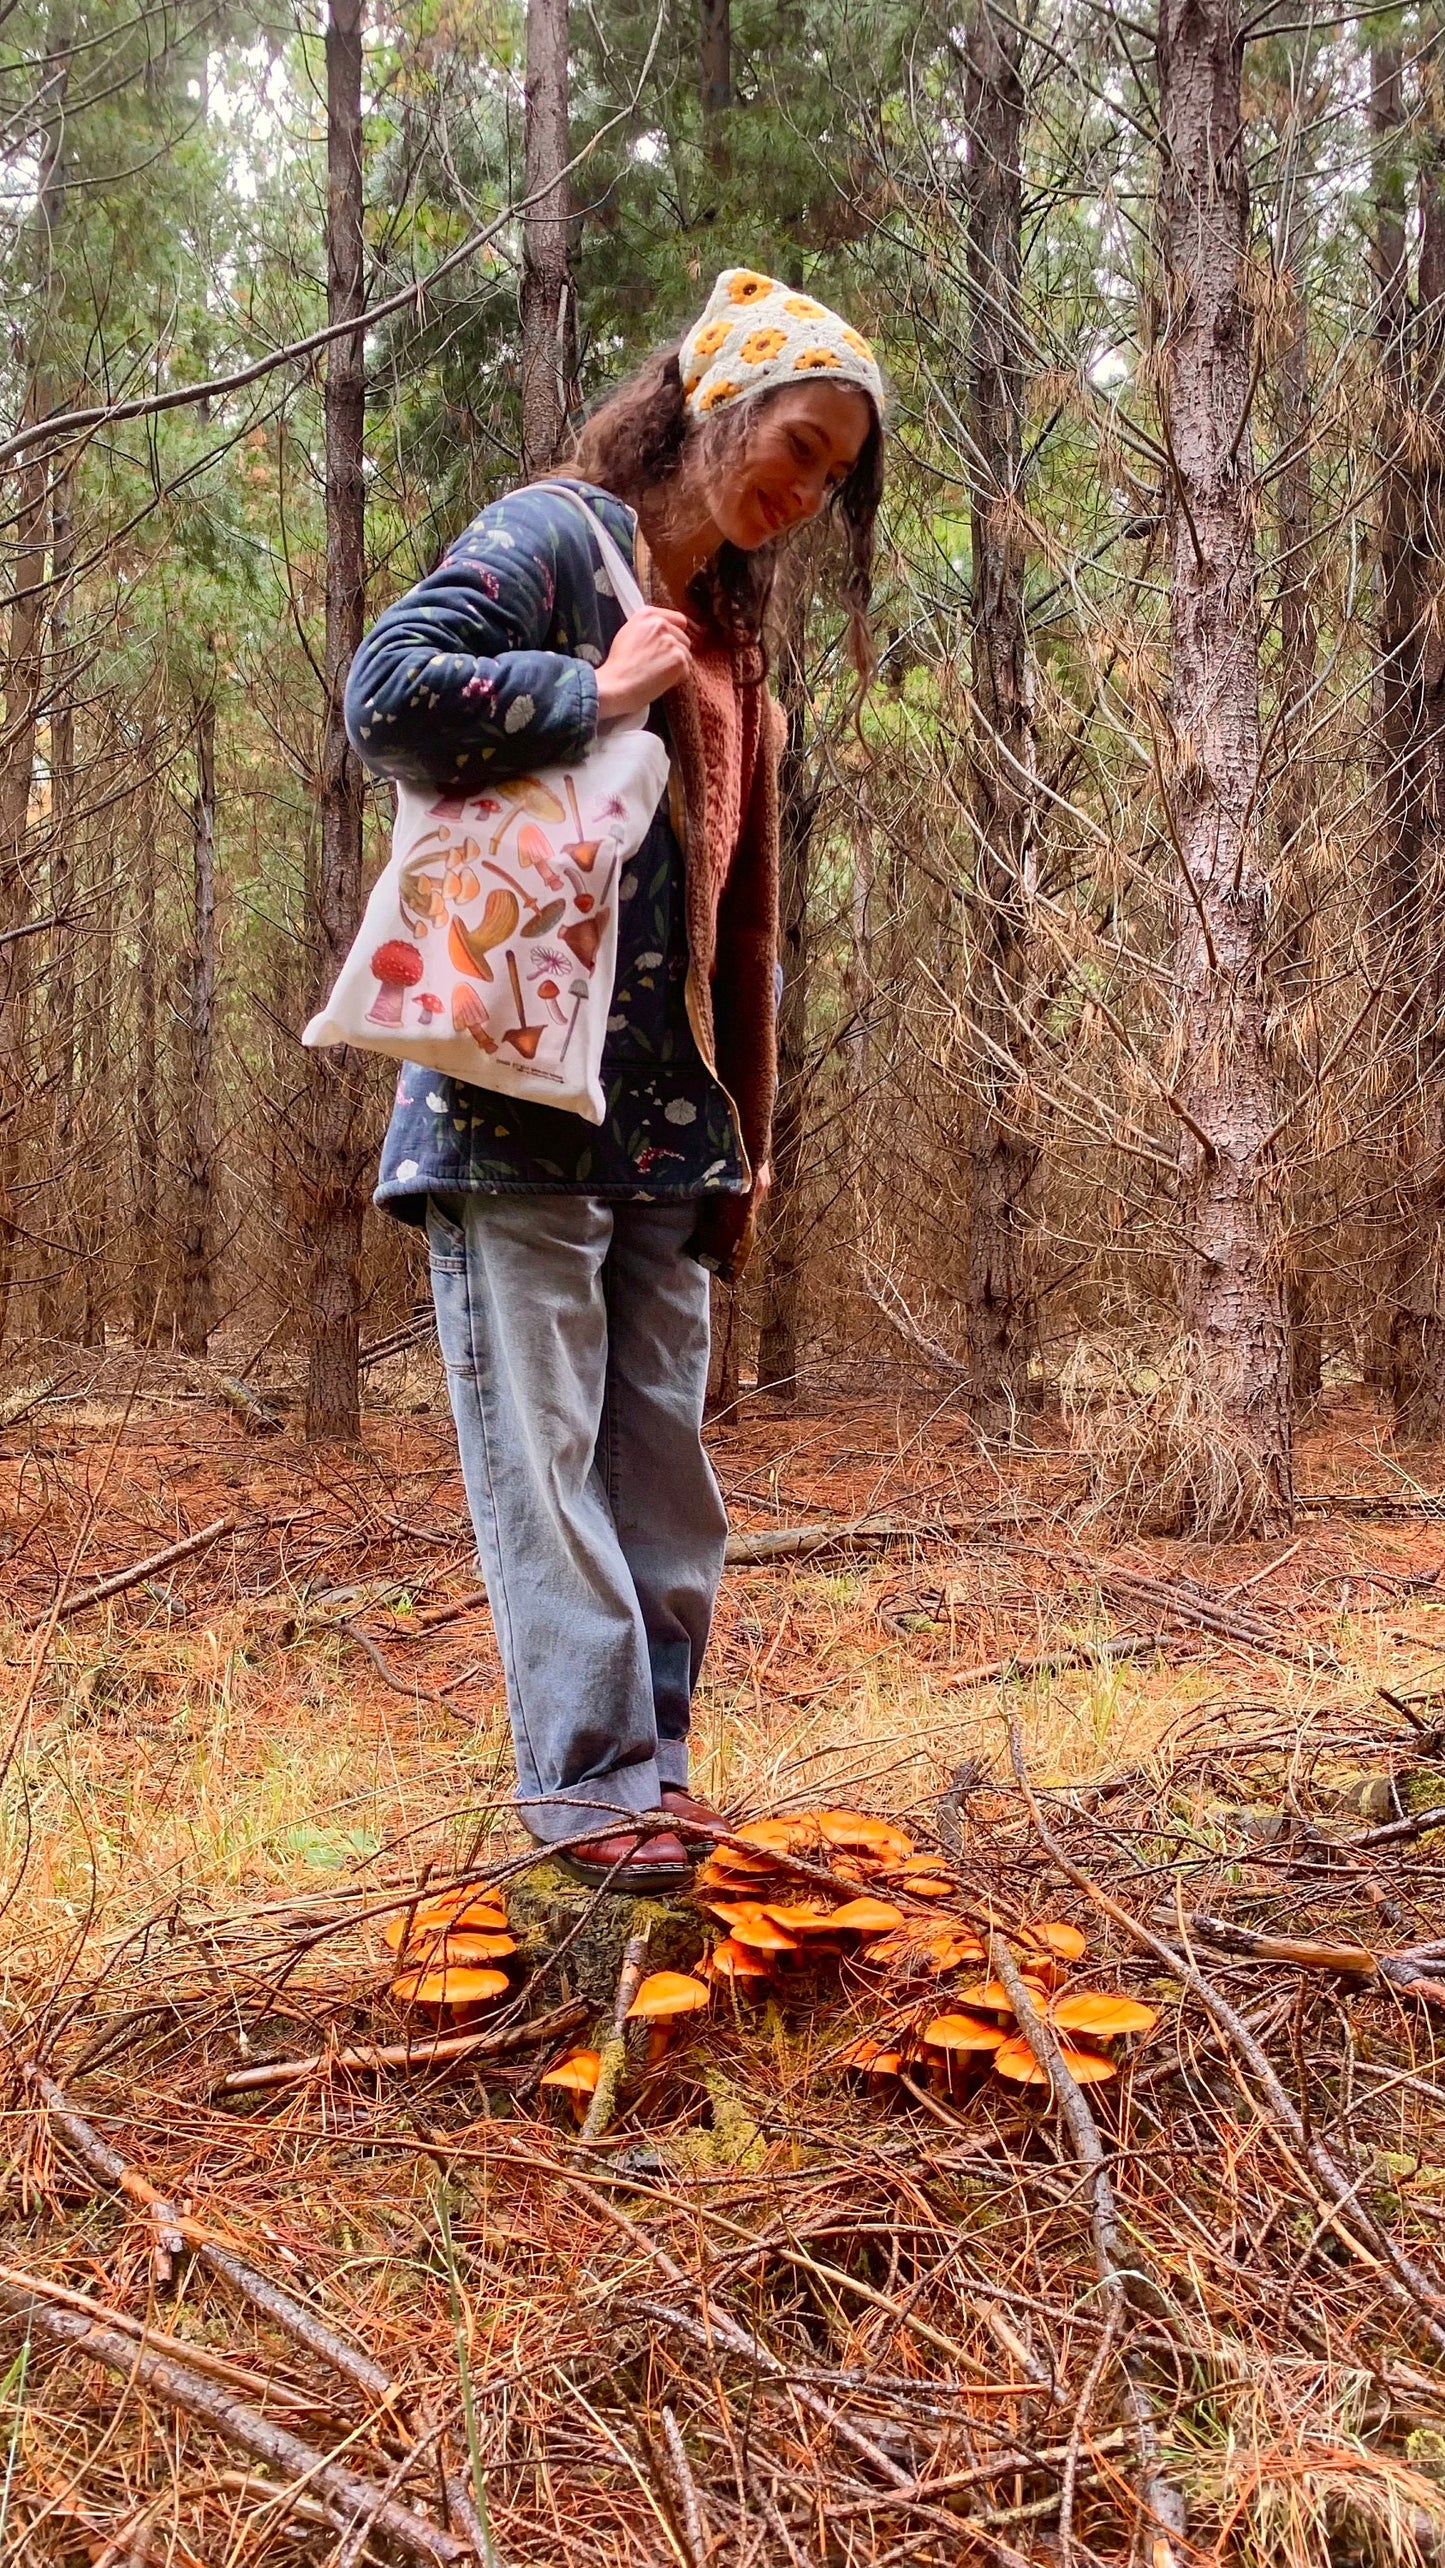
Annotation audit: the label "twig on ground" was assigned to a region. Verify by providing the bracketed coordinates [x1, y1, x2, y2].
[40, 1517, 235, 1625]
[580, 1929, 650, 2144]
[0, 2280, 465, 2566]
[1007, 1719, 1445, 2352]
[30, 2069, 396, 2399]
[983, 1929, 1186, 2566]
[217, 1997, 587, 2094]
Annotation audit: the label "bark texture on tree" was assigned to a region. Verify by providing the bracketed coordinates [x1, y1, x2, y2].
[1377, 73, 1445, 1438]
[756, 624, 819, 1403]
[1272, 144, 1322, 1409]
[960, 0, 1039, 1433]
[1157, 0, 1292, 1528]
[178, 690, 217, 1357]
[303, 0, 369, 1443]
[0, 30, 69, 1344]
[700, 0, 731, 176]
[520, 0, 573, 476]
[131, 792, 160, 1345]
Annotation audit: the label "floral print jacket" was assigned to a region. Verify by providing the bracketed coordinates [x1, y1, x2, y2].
[344, 479, 743, 1217]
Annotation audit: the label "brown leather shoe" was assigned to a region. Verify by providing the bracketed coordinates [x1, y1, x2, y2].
[556, 1822, 692, 1891]
[660, 1786, 730, 1839]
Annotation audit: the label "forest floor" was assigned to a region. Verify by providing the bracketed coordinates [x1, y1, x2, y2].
[2, 1342, 1445, 2566]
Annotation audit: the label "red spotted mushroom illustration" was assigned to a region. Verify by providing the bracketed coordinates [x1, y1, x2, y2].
[415, 991, 445, 1026]
[368, 940, 423, 1024]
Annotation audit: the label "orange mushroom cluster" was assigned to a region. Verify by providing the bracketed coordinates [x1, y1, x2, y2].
[695, 1806, 971, 1988]
[385, 1883, 518, 2012]
[837, 1947, 1161, 2097]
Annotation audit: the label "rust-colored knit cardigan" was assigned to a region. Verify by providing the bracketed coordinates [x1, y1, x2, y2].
[648, 584, 783, 1283]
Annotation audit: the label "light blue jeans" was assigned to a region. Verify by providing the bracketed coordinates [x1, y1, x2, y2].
[426, 1192, 729, 1843]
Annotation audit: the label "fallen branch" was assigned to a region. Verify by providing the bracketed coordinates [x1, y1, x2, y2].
[218, 1997, 587, 2095]
[983, 1932, 1186, 2567]
[725, 1517, 966, 1565]
[1093, 1560, 1336, 1669]
[940, 1633, 1175, 1691]
[1150, 1909, 1445, 2009]
[359, 1312, 437, 1371]
[40, 1517, 235, 1624]
[0, 2264, 322, 2413]
[861, 1259, 971, 1381]
[1355, 1803, 1445, 1849]
[219, 1378, 282, 1437]
[1006, 1723, 1445, 2353]
[30, 2069, 394, 2399]
[0, 2279, 465, 2566]
[580, 1929, 650, 2144]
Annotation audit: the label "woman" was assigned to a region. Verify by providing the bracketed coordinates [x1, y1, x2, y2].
[346, 269, 885, 1888]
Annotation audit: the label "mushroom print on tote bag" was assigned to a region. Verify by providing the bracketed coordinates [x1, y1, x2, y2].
[303, 490, 669, 1126]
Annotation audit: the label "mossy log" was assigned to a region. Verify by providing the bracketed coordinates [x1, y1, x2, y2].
[507, 1858, 706, 2008]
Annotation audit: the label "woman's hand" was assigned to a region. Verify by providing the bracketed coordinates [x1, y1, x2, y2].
[593, 606, 697, 723]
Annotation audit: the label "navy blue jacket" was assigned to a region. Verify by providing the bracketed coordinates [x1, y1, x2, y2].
[344, 479, 743, 1214]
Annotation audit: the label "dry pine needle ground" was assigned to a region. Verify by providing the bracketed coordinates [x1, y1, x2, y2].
[2, 1350, 1445, 2565]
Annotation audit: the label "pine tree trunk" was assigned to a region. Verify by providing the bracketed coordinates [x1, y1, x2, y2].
[756, 627, 818, 1403]
[1155, 0, 1292, 1531]
[1387, 124, 1445, 1437]
[960, 0, 1039, 1433]
[1273, 146, 1322, 1411]
[303, 0, 368, 1444]
[700, 0, 730, 175]
[177, 691, 217, 1358]
[520, 0, 573, 475]
[47, 467, 81, 1340]
[132, 800, 160, 1345]
[0, 31, 68, 1345]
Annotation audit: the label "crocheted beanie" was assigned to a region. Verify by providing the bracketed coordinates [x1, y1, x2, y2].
[679, 269, 884, 425]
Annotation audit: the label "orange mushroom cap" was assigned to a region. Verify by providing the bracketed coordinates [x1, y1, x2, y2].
[382, 1888, 507, 1950]
[921, 2011, 1007, 2052]
[834, 2034, 904, 2076]
[391, 1963, 509, 2008]
[426, 1930, 518, 1964]
[865, 1926, 986, 1971]
[827, 1896, 906, 1934]
[706, 1937, 772, 1982]
[993, 2035, 1118, 2085]
[1048, 1991, 1160, 2038]
[725, 1911, 802, 1954]
[957, 1979, 1052, 2013]
[761, 1901, 841, 1932]
[734, 1815, 823, 1856]
[626, 1971, 711, 2020]
[541, 2049, 602, 2093]
[815, 1810, 915, 1865]
[1033, 1920, 1088, 1962]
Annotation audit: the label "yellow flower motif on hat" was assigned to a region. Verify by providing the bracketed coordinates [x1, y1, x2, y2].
[739, 325, 788, 365]
[793, 346, 842, 371]
[784, 294, 825, 318]
[691, 317, 733, 360]
[727, 270, 775, 304]
[698, 376, 741, 410]
[840, 326, 874, 360]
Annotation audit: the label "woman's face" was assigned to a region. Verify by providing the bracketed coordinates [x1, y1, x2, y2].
[707, 382, 874, 552]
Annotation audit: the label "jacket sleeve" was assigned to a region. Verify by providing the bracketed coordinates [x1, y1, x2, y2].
[344, 492, 601, 795]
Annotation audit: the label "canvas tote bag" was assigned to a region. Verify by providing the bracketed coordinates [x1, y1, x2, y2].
[302, 486, 670, 1125]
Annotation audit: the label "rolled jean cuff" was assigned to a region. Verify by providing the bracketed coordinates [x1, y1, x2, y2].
[514, 1759, 664, 1847]
[655, 1738, 691, 1790]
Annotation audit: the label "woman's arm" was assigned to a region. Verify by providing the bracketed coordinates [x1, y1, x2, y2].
[344, 494, 600, 795]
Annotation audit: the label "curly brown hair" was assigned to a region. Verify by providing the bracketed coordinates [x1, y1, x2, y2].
[559, 343, 883, 700]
